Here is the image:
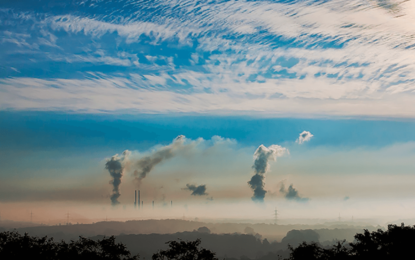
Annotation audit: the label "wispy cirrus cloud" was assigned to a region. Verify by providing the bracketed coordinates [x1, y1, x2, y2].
[2, 0, 415, 117]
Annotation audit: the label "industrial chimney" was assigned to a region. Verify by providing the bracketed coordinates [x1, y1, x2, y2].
[138, 190, 141, 209]
[134, 190, 137, 208]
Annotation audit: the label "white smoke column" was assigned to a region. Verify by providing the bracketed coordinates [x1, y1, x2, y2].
[296, 131, 313, 144]
[248, 144, 288, 202]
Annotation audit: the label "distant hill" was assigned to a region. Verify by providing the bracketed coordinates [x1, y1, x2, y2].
[7, 219, 377, 243]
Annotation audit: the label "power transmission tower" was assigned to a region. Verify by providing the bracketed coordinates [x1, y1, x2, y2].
[274, 207, 278, 224]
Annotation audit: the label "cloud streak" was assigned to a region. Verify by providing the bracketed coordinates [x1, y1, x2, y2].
[2, 0, 415, 117]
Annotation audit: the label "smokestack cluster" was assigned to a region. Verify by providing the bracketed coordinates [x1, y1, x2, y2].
[105, 136, 189, 205]
[134, 190, 142, 208]
[248, 144, 288, 202]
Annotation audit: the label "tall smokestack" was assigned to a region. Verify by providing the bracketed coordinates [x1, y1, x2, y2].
[171, 200, 173, 207]
[134, 190, 137, 208]
[138, 190, 141, 209]
[152, 201, 154, 209]
[141, 201, 143, 208]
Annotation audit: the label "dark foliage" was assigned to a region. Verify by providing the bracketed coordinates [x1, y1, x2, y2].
[0, 230, 139, 260]
[152, 238, 217, 260]
[2, 223, 415, 260]
[288, 223, 415, 260]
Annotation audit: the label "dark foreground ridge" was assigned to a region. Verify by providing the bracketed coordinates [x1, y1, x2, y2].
[0, 224, 414, 260]
[0, 231, 139, 260]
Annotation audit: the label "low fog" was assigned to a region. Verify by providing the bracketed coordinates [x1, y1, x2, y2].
[0, 219, 385, 260]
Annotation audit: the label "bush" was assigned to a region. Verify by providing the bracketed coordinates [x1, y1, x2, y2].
[288, 223, 415, 260]
[0, 231, 139, 260]
[152, 238, 217, 260]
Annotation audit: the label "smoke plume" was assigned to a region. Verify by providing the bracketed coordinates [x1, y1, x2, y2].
[184, 184, 208, 196]
[133, 135, 186, 186]
[280, 183, 309, 203]
[296, 131, 313, 144]
[105, 151, 130, 205]
[248, 144, 288, 202]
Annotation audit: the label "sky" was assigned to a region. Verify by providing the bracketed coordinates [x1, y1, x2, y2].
[1, 0, 415, 224]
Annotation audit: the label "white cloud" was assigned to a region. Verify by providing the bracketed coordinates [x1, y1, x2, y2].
[3, 0, 415, 116]
[2, 75, 415, 117]
[296, 131, 313, 144]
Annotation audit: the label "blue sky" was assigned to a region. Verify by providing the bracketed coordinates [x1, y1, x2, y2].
[1, 0, 415, 223]
[2, 0, 415, 116]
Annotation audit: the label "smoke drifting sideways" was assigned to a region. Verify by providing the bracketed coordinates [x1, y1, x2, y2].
[296, 131, 313, 144]
[105, 151, 130, 206]
[280, 183, 309, 203]
[248, 144, 288, 203]
[133, 135, 186, 186]
[105, 135, 215, 205]
[184, 184, 208, 196]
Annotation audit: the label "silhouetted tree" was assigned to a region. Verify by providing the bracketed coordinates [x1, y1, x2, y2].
[287, 223, 415, 260]
[0, 230, 139, 260]
[349, 223, 415, 260]
[152, 239, 217, 260]
[287, 242, 327, 260]
[196, 227, 211, 234]
[324, 240, 349, 260]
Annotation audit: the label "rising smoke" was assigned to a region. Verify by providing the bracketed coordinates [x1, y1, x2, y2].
[296, 131, 313, 144]
[248, 144, 288, 202]
[133, 135, 186, 186]
[184, 184, 208, 196]
[105, 151, 130, 205]
[104, 135, 207, 205]
[280, 183, 309, 203]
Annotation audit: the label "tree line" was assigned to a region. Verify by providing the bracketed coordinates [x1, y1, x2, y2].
[0, 223, 414, 260]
